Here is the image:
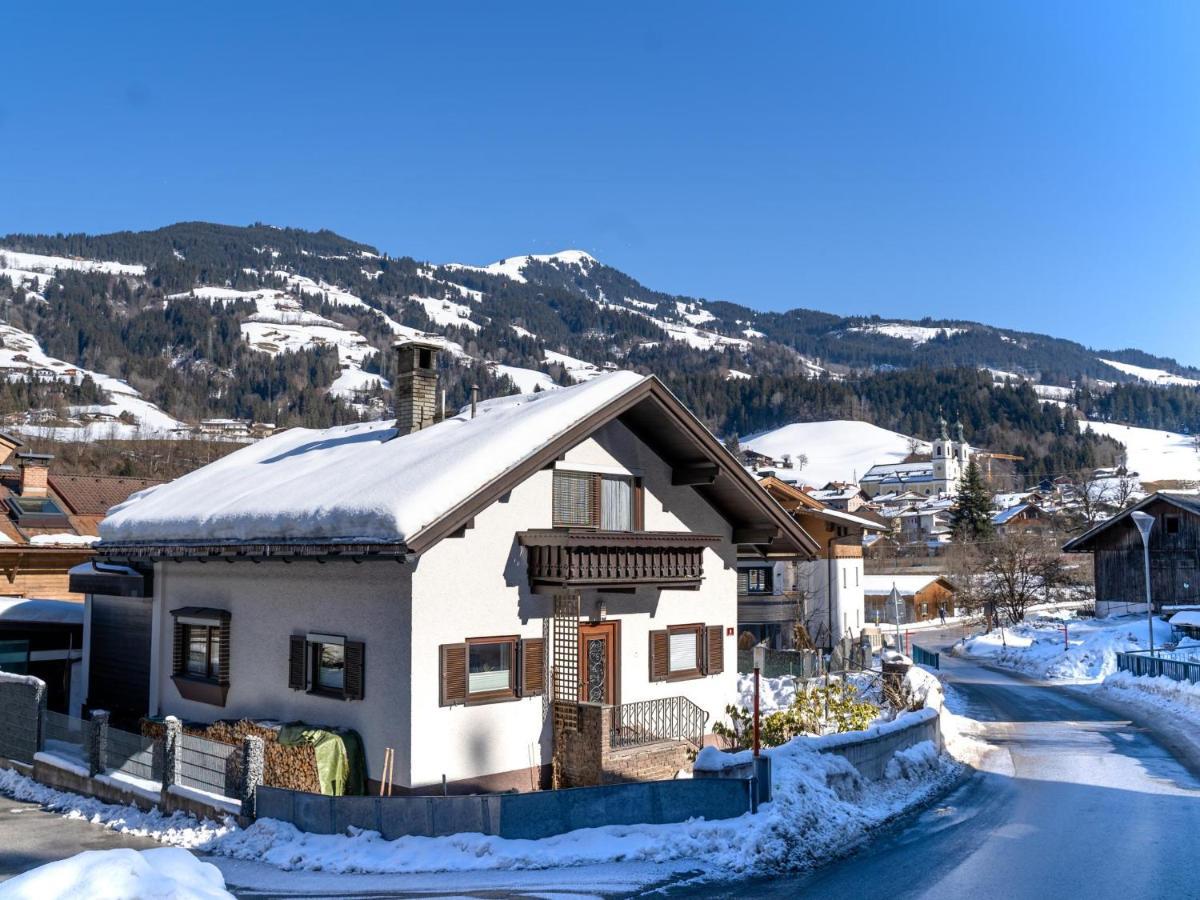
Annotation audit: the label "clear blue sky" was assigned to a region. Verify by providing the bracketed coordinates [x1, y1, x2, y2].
[4, 2, 1200, 364]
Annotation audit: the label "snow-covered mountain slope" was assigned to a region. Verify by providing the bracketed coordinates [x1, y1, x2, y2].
[1084, 421, 1200, 483]
[847, 323, 966, 345]
[444, 250, 598, 284]
[0, 323, 185, 440]
[744, 420, 930, 487]
[1099, 358, 1200, 388]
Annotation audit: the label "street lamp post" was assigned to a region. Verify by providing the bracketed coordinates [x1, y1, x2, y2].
[889, 583, 903, 654]
[1131, 511, 1156, 656]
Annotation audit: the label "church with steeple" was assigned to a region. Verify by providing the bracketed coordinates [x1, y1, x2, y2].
[859, 416, 973, 499]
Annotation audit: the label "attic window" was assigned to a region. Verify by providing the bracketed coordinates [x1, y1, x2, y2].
[7, 496, 70, 528]
[1165, 515, 1181, 536]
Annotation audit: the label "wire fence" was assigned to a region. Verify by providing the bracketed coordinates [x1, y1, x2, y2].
[178, 732, 242, 797]
[107, 727, 163, 783]
[41, 709, 88, 764]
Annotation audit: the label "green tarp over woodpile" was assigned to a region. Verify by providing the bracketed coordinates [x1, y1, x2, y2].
[277, 725, 366, 796]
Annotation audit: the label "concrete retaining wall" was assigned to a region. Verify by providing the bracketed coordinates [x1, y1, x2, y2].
[257, 776, 754, 841]
[813, 707, 941, 780]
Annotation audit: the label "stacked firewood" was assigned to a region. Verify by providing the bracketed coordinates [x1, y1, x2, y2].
[141, 717, 322, 793]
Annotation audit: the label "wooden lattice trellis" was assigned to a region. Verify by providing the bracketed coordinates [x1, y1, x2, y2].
[551, 591, 581, 734]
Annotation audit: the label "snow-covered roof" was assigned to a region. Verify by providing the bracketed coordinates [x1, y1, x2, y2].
[100, 372, 820, 558]
[1169, 611, 1200, 628]
[101, 372, 646, 549]
[862, 574, 953, 597]
[0, 597, 83, 625]
[992, 503, 1032, 525]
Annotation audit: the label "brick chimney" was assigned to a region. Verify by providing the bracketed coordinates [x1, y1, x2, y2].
[393, 339, 441, 435]
[17, 451, 53, 499]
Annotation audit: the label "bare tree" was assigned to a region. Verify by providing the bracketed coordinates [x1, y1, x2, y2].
[979, 532, 1066, 624]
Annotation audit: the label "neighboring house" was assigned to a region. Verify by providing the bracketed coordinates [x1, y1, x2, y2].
[1063, 493, 1200, 617]
[991, 502, 1055, 536]
[91, 342, 815, 794]
[808, 482, 870, 513]
[860, 418, 970, 499]
[863, 575, 957, 625]
[0, 597, 83, 713]
[738, 477, 883, 650]
[0, 434, 157, 601]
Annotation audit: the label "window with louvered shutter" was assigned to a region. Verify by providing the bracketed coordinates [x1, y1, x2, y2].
[737, 570, 749, 595]
[706, 626, 724, 675]
[288, 635, 306, 690]
[440, 643, 468, 706]
[553, 471, 595, 527]
[519, 638, 545, 696]
[343, 641, 365, 701]
[649, 629, 669, 681]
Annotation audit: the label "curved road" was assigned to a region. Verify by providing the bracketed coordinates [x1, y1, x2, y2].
[689, 628, 1200, 900]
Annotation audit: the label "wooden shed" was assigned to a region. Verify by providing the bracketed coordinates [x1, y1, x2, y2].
[1063, 493, 1200, 617]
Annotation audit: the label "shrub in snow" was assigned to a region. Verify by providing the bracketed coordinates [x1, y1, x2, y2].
[714, 682, 878, 750]
[0, 847, 232, 900]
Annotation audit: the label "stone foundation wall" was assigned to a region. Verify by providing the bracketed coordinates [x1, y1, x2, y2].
[557, 703, 693, 788]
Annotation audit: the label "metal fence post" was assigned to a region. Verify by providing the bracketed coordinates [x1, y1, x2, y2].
[32, 679, 47, 754]
[239, 735, 265, 818]
[88, 709, 110, 776]
[163, 716, 183, 791]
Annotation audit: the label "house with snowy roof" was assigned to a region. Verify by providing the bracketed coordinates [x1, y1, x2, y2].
[91, 341, 815, 794]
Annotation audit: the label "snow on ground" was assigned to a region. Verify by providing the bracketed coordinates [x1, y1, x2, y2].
[675, 301, 714, 326]
[510, 324, 536, 339]
[1099, 358, 1200, 388]
[544, 349, 605, 382]
[408, 295, 482, 331]
[1097, 669, 1200, 730]
[327, 368, 386, 401]
[444, 250, 597, 285]
[0, 248, 145, 278]
[0, 323, 186, 439]
[490, 363, 558, 394]
[1083, 420, 1199, 483]
[726, 369, 751, 381]
[847, 323, 966, 345]
[0, 847, 233, 900]
[957, 614, 1175, 682]
[745, 420, 930, 486]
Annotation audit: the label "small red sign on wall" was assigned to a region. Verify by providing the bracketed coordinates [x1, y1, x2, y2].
[726, 627, 734, 636]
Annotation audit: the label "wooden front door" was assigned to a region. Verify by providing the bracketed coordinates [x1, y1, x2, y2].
[578, 621, 619, 705]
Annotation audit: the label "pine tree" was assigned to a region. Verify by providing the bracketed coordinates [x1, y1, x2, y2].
[950, 461, 995, 543]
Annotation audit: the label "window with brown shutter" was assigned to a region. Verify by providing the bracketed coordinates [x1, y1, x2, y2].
[288, 635, 306, 690]
[344, 641, 365, 701]
[440, 643, 468, 706]
[552, 470, 636, 531]
[169, 607, 230, 706]
[649, 629, 669, 681]
[519, 638, 545, 696]
[705, 625, 725, 675]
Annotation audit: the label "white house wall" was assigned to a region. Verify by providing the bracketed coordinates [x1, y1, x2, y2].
[151, 560, 413, 783]
[409, 419, 738, 789]
[793, 558, 864, 645]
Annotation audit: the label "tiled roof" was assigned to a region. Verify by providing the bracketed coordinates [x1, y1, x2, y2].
[48, 475, 160, 517]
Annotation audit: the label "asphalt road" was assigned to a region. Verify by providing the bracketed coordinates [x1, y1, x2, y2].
[0, 794, 160, 882]
[683, 627, 1200, 900]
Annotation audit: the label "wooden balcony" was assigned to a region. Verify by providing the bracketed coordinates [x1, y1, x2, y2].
[518, 529, 720, 589]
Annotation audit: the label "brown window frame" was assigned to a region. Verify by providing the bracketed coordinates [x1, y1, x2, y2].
[552, 470, 644, 531]
[665, 623, 704, 681]
[746, 567, 772, 594]
[308, 637, 347, 699]
[184, 624, 221, 681]
[465, 635, 519, 703]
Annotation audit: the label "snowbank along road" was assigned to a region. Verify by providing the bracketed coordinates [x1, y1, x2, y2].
[681, 627, 1200, 900]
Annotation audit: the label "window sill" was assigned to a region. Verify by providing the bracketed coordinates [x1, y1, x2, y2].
[665, 669, 704, 682]
[172, 675, 229, 707]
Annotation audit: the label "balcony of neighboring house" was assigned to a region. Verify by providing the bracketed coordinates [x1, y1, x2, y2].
[519, 468, 721, 590]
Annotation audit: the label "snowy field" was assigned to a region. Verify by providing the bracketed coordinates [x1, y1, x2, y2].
[745, 420, 930, 486]
[1099, 358, 1200, 388]
[1083, 420, 1199, 483]
[957, 614, 1175, 682]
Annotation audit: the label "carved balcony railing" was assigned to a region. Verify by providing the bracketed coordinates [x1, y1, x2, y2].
[518, 529, 720, 589]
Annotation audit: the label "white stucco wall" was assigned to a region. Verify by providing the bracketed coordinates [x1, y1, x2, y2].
[151, 560, 413, 782]
[409, 419, 738, 789]
[794, 557, 864, 645]
[148, 418, 740, 791]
